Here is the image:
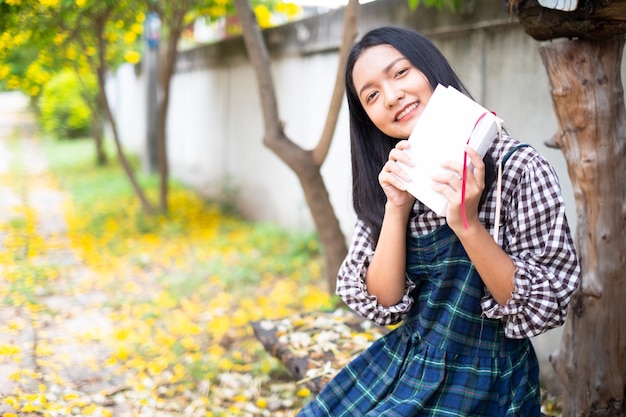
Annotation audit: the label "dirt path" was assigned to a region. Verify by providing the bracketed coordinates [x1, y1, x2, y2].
[0, 92, 129, 416]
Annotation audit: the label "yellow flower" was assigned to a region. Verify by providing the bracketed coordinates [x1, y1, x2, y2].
[0, 344, 21, 356]
[124, 31, 137, 45]
[114, 346, 130, 361]
[34, 344, 52, 357]
[82, 404, 99, 414]
[66, 46, 77, 60]
[3, 396, 19, 409]
[297, 387, 311, 397]
[40, 0, 60, 7]
[256, 397, 268, 409]
[180, 336, 199, 352]
[6, 75, 20, 89]
[63, 393, 79, 401]
[0, 65, 9, 80]
[276, 2, 302, 17]
[232, 394, 247, 403]
[232, 308, 249, 327]
[218, 357, 233, 371]
[113, 328, 131, 341]
[301, 286, 332, 311]
[208, 315, 230, 340]
[254, 5, 272, 28]
[124, 50, 141, 64]
[131, 23, 143, 35]
[54, 33, 66, 45]
[147, 356, 170, 375]
[20, 403, 39, 413]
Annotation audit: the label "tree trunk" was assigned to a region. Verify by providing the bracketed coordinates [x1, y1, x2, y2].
[95, 16, 154, 214]
[71, 53, 107, 166]
[156, 5, 186, 215]
[293, 155, 349, 294]
[232, 0, 359, 293]
[539, 37, 626, 417]
[91, 104, 107, 166]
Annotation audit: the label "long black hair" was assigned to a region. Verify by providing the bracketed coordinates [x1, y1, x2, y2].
[345, 26, 496, 245]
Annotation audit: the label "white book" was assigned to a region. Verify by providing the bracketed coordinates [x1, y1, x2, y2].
[398, 84, 502, 217]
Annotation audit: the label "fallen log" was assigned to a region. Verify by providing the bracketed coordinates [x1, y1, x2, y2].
[251, 308, 390, 394]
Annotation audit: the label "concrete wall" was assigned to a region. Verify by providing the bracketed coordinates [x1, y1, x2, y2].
[106, 0, 626, 393]
[108, 0, 593, 238]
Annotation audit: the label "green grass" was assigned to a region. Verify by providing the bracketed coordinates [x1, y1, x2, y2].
[42, 137, 324, 291]
[43, 138, 151, 206]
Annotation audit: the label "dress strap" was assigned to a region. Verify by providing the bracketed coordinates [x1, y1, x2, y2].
[502, 144, 531, 166]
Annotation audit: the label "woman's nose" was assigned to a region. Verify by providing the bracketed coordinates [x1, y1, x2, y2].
[385, 87, 405, 107]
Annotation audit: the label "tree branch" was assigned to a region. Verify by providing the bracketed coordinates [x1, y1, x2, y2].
[312, 0, 359, 166]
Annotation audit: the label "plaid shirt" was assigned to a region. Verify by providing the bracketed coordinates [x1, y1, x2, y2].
[336, 135, 581, 339]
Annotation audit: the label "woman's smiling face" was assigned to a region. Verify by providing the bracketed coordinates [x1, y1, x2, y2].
[352, 44, 433, 140]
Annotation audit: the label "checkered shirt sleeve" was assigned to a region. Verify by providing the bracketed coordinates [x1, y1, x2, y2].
[335, 137, 580, 338]
[335, 218, 416, 326]
[480, 144, 580, 338]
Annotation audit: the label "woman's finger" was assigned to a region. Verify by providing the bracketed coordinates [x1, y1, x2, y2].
[464, 145, 485, 182]
[381, 159, 412, 184]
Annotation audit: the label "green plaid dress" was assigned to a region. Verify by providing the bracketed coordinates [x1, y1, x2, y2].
[297, 225, 540, 416]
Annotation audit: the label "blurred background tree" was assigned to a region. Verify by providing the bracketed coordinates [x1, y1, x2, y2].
[0, 0, 301, 215]
[38, 69, 97, 140]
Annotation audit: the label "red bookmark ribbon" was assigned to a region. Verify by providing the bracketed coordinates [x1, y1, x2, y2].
[461, 111, 493, 229]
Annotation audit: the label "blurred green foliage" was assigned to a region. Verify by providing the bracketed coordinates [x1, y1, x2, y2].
[38, 69, 97, 139]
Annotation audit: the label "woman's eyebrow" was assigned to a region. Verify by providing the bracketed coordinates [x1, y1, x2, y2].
[358, 57, 407, 97]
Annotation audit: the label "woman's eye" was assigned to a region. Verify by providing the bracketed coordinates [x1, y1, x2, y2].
[366, 91, 378, 103]
[395, 68, 408, 78]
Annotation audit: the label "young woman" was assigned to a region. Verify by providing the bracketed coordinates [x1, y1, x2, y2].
[297, 26, 580, 416]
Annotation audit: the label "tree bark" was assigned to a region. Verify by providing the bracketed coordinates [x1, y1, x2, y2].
[91, 105, 107, 166]
[509, 0, 626, 41]
[312, 0, 358, 165]
[232, 0, 359, 293]
[71, 31, 107, 166]
[539, 37, 626, 417]
[95, 14, 154, 214]
[155, 0, 190, 214]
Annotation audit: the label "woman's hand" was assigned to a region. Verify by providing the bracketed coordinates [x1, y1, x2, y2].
[432, 145, 485, 234]
[379, 140, 416, 212]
